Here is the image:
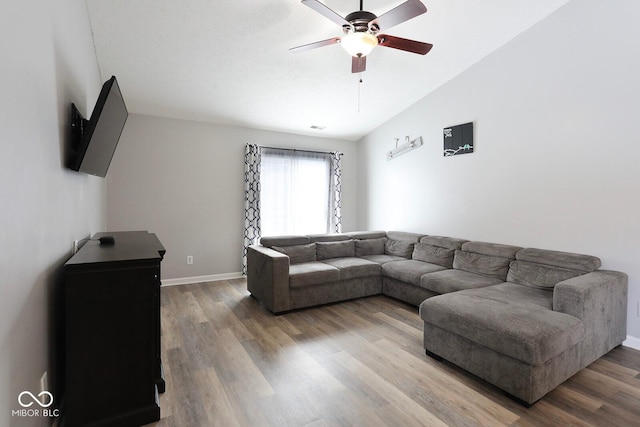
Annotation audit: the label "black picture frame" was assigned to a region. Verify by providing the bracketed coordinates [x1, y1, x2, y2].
[444, 122, 473, 156]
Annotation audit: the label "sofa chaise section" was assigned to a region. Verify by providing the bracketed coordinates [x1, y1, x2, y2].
[419, 247, 628, 405]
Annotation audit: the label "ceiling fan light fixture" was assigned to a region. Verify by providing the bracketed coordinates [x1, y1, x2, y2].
[340, 31, 378, 57]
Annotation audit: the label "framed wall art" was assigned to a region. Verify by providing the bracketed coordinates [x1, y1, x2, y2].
[443, 122, 473, 156]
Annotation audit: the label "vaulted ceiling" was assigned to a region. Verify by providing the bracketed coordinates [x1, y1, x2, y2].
[86, 0, 570, 141]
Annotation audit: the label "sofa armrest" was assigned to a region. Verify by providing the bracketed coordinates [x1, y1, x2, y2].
[247, 245, 290, 313]
[553, 270, 628, 367]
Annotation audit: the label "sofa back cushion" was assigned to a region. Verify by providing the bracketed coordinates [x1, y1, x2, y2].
[453, 251, 511, 280]
[412, 243, 455, 268]
[354, 237, 386, 257]
[346, 230, 387, 240]
[308, 234, 352, 243]
[272, 243, 317, 264]
[261, 235, 311, 248]
[453, 241, 522, 280]
[413, 236, 468, 268]
[515, 248, 601, 271]
[419, 236, 468, 250]
[507, 248, 602, 289]
[316, 240, 355, 260]
[386, 231, 424, 243]
[461, 241, 522, 259]
[507, 261, 585, 289]
[385, 240, 414, 258]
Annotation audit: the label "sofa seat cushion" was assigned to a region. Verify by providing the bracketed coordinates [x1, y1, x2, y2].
[464, 282, 555, 309]
[420, 269, 503, 294]
[382, 260, 447, 286]
[359, 254, 407, 265]
[321, 257, 381, 280]
[420, 284, 584, 365]
[289, 262, 340, 288]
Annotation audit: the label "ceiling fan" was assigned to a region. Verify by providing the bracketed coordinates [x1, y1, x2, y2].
[290, 0, 433, 73]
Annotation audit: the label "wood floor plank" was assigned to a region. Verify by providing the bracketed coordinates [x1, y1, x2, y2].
[571, 367, 640, 400]
[162, 347, 211, 426]
[586, 357, 640, 385]
[333, 350, 450, 427]
[152, 279, 640, 427]
[213, 327, 275, 399]
[183, 290, 209, 323]
[355, 338, 520, 427]
[512, 399, 594, 427]
[543, 384, 603, 414]
[193, 367, 242, 427]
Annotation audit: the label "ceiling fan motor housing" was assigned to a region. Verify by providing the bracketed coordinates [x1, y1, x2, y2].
[343, 10, 379, 33]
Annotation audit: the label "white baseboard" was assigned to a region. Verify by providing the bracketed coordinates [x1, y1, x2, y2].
[623, 335, 640, 351]
[162, 272, 244, 287]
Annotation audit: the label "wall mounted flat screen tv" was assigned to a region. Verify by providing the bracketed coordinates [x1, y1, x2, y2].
[68, 76, 128, 178]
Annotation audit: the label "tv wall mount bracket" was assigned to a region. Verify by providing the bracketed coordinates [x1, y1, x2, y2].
[70, 103, 88, 151]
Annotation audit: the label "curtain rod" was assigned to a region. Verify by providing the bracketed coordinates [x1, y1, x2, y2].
[261, 145, 341, 156]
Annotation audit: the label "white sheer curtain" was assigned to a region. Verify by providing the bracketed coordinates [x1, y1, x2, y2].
[260, 148, 331, 236]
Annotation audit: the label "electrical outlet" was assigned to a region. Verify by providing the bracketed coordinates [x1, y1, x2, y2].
[186, 256, 193, 265]
[40, 371, 48, 393]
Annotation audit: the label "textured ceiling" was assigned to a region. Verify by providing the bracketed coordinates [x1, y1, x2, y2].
[86, 0, 570, 141]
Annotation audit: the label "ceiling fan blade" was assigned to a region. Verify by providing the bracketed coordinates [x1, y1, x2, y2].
[290, 37, 341, 53]
[301, 0, 350, 27]
[369, 0, 427, 32]
[378, 34, 433, 55]
[352, 56, 366, 73]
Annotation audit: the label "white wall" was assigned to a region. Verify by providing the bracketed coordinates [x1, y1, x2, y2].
[0, 0, 104, 424]
[357, 0, 640, 342]
[107, 114, 358, 281]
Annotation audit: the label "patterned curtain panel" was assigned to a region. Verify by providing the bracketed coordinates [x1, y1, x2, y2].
[329, 151, 343, 233]
[242, 144, 262, 275]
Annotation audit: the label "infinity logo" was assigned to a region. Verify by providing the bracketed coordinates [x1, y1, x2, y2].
[18, 391, 53, 408]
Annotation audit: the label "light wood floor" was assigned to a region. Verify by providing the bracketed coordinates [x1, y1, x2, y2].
[153, 279, 640, 427]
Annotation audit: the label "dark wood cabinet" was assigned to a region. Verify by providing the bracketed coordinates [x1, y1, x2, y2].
[63, 231, 165, 426]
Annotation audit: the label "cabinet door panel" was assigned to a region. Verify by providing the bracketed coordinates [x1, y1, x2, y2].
[65, 264, 156, 425]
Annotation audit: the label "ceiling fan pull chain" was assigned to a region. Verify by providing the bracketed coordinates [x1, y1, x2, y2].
[358, 76, 363, 113]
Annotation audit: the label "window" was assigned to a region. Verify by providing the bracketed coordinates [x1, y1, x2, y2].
[242, 143, 342, 274]
[260, 148, 331, 236]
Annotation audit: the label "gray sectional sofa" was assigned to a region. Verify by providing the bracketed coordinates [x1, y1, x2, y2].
[246, 230, 627, 405]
